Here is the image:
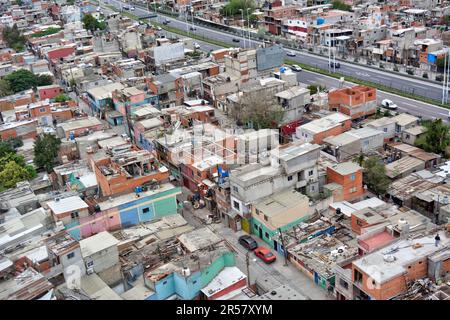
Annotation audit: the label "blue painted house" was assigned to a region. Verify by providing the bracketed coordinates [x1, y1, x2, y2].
[143, 250, 236, 300]
[98, 183, 182, 229]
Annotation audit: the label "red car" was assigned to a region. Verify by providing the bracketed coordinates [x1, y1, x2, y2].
[254, 247, 276, 264]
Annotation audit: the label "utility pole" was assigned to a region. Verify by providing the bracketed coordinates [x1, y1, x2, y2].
[246, 250, 251, 287]
[328, 35, 331, 72]
[442, 51, 447, 104]
[278, 228, 288, 266]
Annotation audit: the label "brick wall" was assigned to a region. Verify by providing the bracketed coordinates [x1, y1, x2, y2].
[327, 167, 363, 201]
[312, 119, 352, 144]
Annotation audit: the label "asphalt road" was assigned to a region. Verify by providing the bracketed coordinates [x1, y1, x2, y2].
[102, 0, 450, 122]
[106, 0, 448, 102]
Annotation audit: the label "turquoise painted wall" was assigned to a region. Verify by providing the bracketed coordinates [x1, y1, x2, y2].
[252, 214, 310, 248]
[173, 271, 202, 300]
[154, 273, 176, 300]
[65, 220, 81, 240]
[201, 252, 235, 287]
[154, 197, 177, 217]
[115, 187, 181, 227]
[152, 251, 236, 300]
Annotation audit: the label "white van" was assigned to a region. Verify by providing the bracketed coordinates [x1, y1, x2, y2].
[381, 99, 398, 110]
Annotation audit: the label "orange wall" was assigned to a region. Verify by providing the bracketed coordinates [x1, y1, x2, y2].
[94, 162, 169, 196]
[352, 257, 430, 300]
[327, 166, 363, 201]
[312, 119, 352, 144]
[329, 86, 376, 108]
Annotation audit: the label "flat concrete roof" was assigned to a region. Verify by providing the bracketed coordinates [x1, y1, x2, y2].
[79, 231, 119, 257]
[329, 161, 361, 176]
[353, 231, 448, 285]
[300, 113, 350, 134]
[255, 189, 308, 217]
[47, 196, 88, 215]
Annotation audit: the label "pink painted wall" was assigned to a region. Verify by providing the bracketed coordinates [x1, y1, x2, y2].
[129, 93, 145, 104]
[103, 208, 122, 231]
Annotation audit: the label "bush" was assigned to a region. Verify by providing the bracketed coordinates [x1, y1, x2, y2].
[422, 73, 428, 79]
[406, 68, 414, 75]
[436, 74, 443, 82]
[379, 63, 384, 69]
[393, 66, 399, 72]
[308, 48, 313, 52]
[54, 93, 70, 103]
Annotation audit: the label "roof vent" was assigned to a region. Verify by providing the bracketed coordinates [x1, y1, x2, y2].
[270, 291, 277, 295]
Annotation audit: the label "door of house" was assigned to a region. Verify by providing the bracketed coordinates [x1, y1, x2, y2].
[236, 218, 242, 231]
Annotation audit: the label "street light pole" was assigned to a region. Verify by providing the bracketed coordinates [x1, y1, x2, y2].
[239, 9, 245, 49]
[246, 8, 251, 49]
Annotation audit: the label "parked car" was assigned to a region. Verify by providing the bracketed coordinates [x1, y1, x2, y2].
[254, 247, 276, 264]
[193, 42, 201, 49]
[130, 6, 135, 10]
[232, 38, 240, 43]
[286, 50, 296, 57]
[238, 235, 258, 250]
[190, 26, 197, 31]
[123, 5, 130, 10]
[156, 26, 162, 31]
[329, 61, 341, 68]
[165, 19, 171, 24]
[381, 99, 398, 110]
[290, 64, 302, 72]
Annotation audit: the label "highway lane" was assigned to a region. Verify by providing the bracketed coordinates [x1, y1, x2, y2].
[102, 0, 449, 122]
[105, 0, 447, 102]
[298, 71, 450, 123]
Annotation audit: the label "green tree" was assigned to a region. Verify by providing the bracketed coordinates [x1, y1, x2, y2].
[30, 27, 62, 38]
[37, 74, 54, 86]
[33, 133, 61, 173]
[6, 137, 23, 149]
[229, 89, 285, 129]
[0, 152, 27, 171]
[4, 69, 38, 93]
[332, 0, 352, 11]
[363, 156, 390, 195]
[307, 84, 326, 95]
[415, 119, 450, 155]
[2, 24, 26, 52]
[0, 141, 16, 158]
[0, 79, 12, 97]
[353, 152, 365, 167]
[0, 143, 36, 191]
[54, 93, 71, 103]
[220, 0, 256, 17]
[3, 70, 53, 93]
[82, 14, 107, 32]
[0, 161, 36, 191]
